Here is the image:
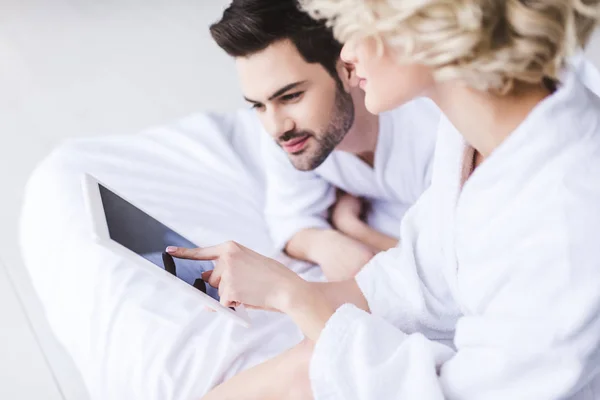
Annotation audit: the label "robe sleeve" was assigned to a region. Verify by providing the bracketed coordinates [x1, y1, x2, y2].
[262, 134, 335, 252]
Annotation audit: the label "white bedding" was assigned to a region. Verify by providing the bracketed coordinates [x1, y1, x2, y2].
[20, 109, 320, 399]
[20, 55, 600, 400]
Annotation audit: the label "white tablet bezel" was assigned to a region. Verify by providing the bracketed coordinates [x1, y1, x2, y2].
[82, 173, 251, 327]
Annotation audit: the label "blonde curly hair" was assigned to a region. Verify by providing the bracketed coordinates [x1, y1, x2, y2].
[299, 0, 600, 94]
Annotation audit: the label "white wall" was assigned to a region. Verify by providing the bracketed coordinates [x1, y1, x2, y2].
[0, 2, 599, 398]
[0, 1, 239, 399]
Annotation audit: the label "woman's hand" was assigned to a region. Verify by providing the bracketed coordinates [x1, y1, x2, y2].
[167, 242, 372, 340]
[166, 242, 312, 313]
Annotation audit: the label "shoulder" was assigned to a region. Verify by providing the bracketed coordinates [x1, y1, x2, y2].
[559, 137, 600, 233]
[383, 98, 441, 150]
[544, 104, 600, 265]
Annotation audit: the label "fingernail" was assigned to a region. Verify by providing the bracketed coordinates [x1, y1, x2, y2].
[166, 246, 177, 253]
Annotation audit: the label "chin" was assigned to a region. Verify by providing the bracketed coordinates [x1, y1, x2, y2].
[289, 150, 329, 172]
[365, 93, 412, 113]
[364, 95, 389, 114]
[286, 153, 311, 171]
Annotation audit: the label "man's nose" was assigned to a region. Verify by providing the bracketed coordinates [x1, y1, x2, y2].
[265, 111, 295, 140]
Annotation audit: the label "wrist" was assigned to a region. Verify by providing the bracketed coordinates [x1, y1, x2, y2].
[337, 216, 368, 241]
[281, 281, 337, 341]
[278, 278, 315, 314]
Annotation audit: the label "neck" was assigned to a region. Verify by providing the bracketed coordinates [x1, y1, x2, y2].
[337, 88, 380, 156]
[429, 82, 552, 160]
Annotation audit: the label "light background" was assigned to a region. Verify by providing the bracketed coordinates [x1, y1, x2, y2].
[0, 1, 599, 398]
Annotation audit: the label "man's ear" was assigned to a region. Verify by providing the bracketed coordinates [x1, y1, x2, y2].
[336, 59, 359, 91]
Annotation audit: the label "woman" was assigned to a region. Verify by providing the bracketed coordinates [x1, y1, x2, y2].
[168, 0, 600, 398]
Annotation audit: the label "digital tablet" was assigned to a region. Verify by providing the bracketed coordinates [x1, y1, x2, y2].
[82, 173, 251, 327]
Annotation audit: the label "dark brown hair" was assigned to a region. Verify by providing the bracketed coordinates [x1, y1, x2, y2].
[210, 0, 343, 79]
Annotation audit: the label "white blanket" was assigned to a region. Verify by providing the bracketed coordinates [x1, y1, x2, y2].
[20, 110, 319, 399]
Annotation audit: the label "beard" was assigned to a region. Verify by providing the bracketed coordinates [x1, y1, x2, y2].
[282, 84, 355, 171]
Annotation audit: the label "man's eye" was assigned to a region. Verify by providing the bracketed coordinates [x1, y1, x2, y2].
[281, 92, 304, 102]
[251, 103, 265, 111]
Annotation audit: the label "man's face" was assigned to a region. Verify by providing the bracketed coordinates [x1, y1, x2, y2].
[236, 39, 355, 171]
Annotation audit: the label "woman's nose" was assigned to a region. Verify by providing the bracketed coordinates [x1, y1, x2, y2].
[340, 41, 357, 64]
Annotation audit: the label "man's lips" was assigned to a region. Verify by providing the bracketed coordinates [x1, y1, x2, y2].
[281, 135, 310, 153]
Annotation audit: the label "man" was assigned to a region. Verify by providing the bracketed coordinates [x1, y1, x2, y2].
[210, 0, 439, 281]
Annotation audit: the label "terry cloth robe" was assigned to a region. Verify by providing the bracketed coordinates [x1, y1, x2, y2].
[262, 98, 440, 250]
[309, 62, 600, 399]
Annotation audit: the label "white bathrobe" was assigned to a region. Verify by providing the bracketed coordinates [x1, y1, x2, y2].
[262, 98, 440, 250]
[310, 64, 600, 398]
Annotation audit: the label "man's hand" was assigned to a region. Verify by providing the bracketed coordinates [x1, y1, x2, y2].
[303, 229, 375, 281]
[331, 191, 367, 234]
[285, 192, 401, 280]
[332, 192, 400, 253]
[285, 227, 375, 281]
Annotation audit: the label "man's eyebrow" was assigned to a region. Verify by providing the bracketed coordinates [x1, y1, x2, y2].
[268, 81, 307, 101]
[244, 96, 260, 104]
[243, 80, 308, 104]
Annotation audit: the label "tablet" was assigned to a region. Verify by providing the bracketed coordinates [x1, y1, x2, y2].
[82, 173, 251, 327]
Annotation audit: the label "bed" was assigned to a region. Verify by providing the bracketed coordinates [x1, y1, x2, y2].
[20, 109, 321, 399]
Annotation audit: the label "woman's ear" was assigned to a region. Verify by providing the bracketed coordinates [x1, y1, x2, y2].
[336, 59, 360, 92]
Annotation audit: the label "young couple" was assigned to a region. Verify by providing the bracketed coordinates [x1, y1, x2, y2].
[209, 0, 440, 282]
[168, 0, 600, 398]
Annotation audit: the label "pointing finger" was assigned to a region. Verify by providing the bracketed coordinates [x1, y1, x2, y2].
[166, 245, 221, 261]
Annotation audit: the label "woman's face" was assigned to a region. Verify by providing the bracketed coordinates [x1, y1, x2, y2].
[341, 36, 436, 113]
